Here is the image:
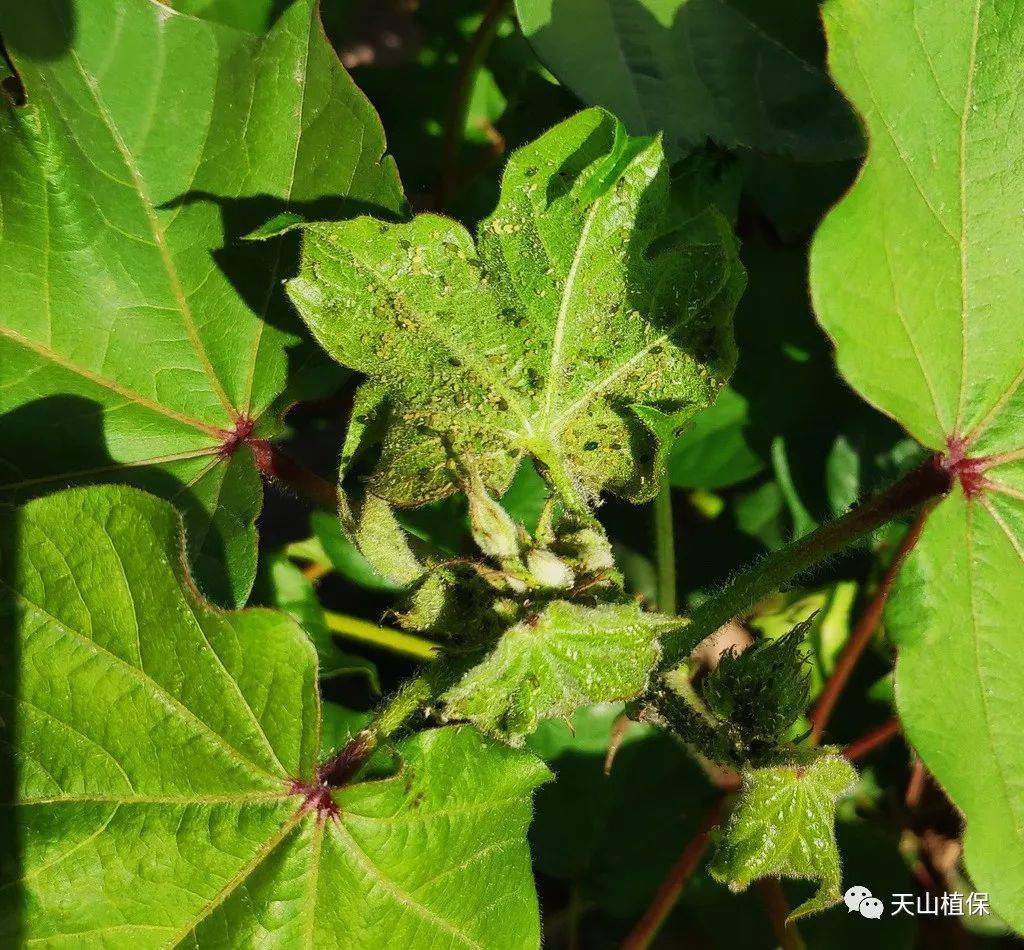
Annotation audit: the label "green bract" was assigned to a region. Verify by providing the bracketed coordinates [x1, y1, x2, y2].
[0, 0, 402, 605]
[0, 486, 548, 948]
[811, 0, 1024, 927]
[515, 0, 863, 162]
[285, 108, 743, 510]
[710, 752, 857, 919]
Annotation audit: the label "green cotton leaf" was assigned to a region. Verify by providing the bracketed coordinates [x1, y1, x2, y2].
[438, 601, 675, 745]
[252, 551, 379, 690]
[810, 0, 1024, 929]
[669, 387, 765, 490]
[515, 0, 863, 163]
[0, 0, 403, 605]
[710, 752, 857, 919]
[0, 485, 550, 947]
[165, 0, 280, 33]
[527, 705, 718, 918]
[287, 107, 743, 511]
[309, 510, 403, 594]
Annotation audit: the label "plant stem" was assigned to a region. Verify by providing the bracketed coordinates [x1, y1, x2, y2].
[621, 797, 723, 950]
[809, 509, 929, 742]
[843, 717, 901, 762]
[756, 877, 805, 950]
[653, 481, 677, 615]
[323, 611, 439, 661]
[659, 459, 951, 671]
[318, 674, 435, 787]
[436, 0, 510, 208]
[249, 438, 338, 511]
[905, 758, 927, 808]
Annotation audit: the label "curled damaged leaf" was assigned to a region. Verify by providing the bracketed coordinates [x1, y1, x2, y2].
[0, 485, 550, 947]
[710, 751, 857, 919]
[286, 107, 744, 512]
[437, 601, 680, 745]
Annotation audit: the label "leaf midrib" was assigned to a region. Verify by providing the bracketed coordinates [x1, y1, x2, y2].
[65, 44, 236, 421]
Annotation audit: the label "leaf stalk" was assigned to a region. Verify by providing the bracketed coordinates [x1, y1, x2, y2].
[318, 674, 435, 787]
[658, 458, 951, 671]
[653, 481, 677, 614]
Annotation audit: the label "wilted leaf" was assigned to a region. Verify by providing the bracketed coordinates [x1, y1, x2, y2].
[710, 752, 857, 918]
[811, 0, 1024, 927]
[0, 485, 549, 947]
[286, 108, 743, 511]
[0, 0, 402, 604]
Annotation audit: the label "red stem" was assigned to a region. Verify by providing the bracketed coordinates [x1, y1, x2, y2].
[809, 509, 930, 742]
[436, 0, 510, 208]
[621, 798, 723, 950]
[756, 878, 805, 950]
[248, 438, 338, 511]
[843, 716, 902, 762]
[905, 758, 927, 808]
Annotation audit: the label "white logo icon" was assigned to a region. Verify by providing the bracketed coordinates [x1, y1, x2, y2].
[844, 885, 881, 918]
[859, 897, 885, 919]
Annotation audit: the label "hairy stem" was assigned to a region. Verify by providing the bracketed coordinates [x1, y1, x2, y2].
[621, 797, 724, 950]
[659, 459, 951, 671]
[249, 438, 339, 511]
[653, 481, 677, 614]
[318, 674, 435, 787]
[436, 0, 511, 208]
[323, 611, 439, 661]
[809, 509, 929, 742]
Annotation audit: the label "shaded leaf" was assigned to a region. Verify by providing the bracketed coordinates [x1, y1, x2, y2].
[669, 387, 764, 490]
[528, 704, 716, 918]
[515, 0, 862, 162]
[710, 752, 857, 919]
[0, 0, 403, 604]
[810, 0, 1024, 928]
[0, 485, 549, 947]
[252, 551, 379, 689]
[286, 107, 743, 511]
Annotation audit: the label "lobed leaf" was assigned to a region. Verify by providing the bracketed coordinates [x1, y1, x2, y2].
[0, 486, 549, 948]
[710, 752, 857, 919]
[0, 0, 403, 604]
[810, 0, 1024, 928]
[286, 108, 744, 511]
[438, 601, 673, 745]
